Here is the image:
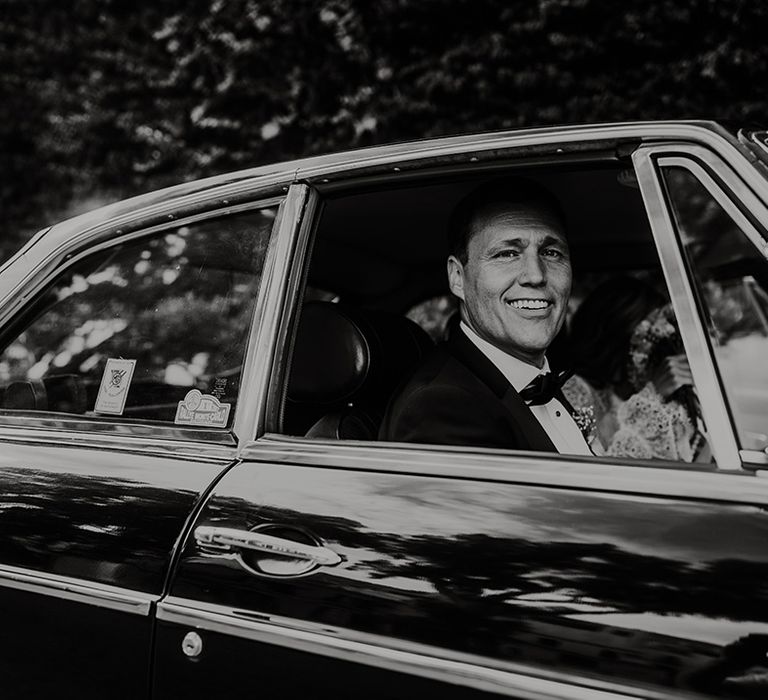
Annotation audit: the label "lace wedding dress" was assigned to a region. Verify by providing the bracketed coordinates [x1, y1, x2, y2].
[563, 375, 697, 462]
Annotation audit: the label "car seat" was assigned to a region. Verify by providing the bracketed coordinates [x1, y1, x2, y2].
[285, 301, 433, 439]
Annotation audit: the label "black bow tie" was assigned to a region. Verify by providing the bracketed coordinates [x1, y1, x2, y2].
[519, 368, 573, 406]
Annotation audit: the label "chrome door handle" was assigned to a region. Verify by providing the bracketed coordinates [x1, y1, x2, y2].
[194, 526, 342, 566]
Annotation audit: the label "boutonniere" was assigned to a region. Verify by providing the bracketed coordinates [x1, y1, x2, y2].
[572, 405, 597, 444]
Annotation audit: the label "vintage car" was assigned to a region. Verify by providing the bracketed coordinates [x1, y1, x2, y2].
[1, 121, 768, 699]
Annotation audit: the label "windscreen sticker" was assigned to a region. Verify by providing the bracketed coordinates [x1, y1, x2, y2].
[211, 377, 228, 400]
[94, 358, 136, 415]
[175, 389, 231, 428]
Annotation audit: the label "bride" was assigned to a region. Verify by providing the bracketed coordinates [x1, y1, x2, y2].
[562, 277, 707, 462]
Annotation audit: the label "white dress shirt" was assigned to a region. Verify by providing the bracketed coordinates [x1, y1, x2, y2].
[460, 322, 593, 456]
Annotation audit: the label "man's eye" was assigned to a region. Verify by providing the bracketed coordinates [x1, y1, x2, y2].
[543, 248, 565, 259]
[493, 250, 519, 259]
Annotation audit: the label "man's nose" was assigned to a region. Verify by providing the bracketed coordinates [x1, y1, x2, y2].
[519, 250, 546, 285]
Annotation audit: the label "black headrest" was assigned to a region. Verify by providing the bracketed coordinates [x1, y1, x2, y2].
[4, 380, 48, 410]
[287, 302, 432, 405]
[3, 374, 87, 413]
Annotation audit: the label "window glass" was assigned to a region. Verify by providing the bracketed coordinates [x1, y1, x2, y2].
[0, 206, 277, 425]
[663, 166, 768, 451]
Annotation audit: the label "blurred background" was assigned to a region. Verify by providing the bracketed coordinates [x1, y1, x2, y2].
[1, 0, 766, 263]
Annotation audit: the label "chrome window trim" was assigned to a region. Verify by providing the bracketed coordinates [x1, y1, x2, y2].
[241, 436, 768, 506]
[0, 197, 284, 450]
[257, 142, 760, 473]
[0, 563, 158, 616]
[0, 424, 238, 461]
[0, 196, 284, 328]
[294, 121, 755, 187]
[3, 123, 761, 313]
[741, 129, 768, 167]
[654, 152, 768, 467]
[657, 154, 768, 256]
[261, 186, 321, 436]
[2, 125, 764, 455]
[158, 597, 671, 700]
[234, 184, 313, 447]
[633, 145, 742, 469]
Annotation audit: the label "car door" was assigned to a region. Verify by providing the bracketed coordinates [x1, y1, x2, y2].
[154, 128, 768, 699]
[0, 188, 287, 698]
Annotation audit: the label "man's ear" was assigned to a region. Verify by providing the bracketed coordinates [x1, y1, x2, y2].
[447, 255, 465, 301]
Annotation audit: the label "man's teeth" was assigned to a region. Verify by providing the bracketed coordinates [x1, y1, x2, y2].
[508, 299, 550, 309]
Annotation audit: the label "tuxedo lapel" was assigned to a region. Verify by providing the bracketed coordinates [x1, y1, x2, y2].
[446, 330, 558, 453]
[500, 386, 559, 453]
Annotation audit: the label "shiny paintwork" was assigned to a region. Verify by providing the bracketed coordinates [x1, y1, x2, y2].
[0, 441, 229, 590]
[2, 122, 768, 699]
[155, 124, 768, 698]
[164, 458, 768, 698]
[0, 440, 235, 698]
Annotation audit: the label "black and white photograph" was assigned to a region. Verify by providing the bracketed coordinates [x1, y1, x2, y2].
[1, 1, 768, 698]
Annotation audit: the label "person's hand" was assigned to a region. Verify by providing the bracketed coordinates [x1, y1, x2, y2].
[650, 354, 693, 398]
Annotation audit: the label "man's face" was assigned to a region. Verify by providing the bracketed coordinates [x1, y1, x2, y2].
[447, 203, 572, 367]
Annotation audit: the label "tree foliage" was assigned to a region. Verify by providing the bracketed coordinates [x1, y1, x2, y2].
[1, 0, 766, 260]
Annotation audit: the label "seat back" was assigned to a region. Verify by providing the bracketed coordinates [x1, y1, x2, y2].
[3, 374, 87, 413]
[285, 302, 433, 439]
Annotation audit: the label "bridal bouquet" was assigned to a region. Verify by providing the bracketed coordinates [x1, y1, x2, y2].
[623, 303, 701, 460]
[628, 304, 678, 390]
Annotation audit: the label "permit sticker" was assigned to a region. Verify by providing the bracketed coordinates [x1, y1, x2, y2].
[175, 389, 231, 428]
[94, 358, 136, 415]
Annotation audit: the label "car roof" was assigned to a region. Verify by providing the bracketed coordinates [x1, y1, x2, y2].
[1, 120, 749, 288]
[36, 121, 739, 229]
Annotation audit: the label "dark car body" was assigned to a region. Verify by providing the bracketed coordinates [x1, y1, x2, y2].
[2, 121, 768, 699]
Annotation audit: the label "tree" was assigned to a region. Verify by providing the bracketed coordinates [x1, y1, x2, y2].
[1, 0, 766, 261]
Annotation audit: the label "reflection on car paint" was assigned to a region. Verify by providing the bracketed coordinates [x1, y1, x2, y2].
[173, 463, 768, 696]
[0, 442, 233, 592]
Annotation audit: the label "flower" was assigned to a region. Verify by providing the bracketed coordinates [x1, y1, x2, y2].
[572, 405, 597, 443]
[627, 304, 679, 390]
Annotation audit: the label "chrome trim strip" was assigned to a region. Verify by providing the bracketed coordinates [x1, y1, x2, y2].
[234, 185, 311, 446]
[0, 197, 283, 450]
[158, 598, 667, 700]
[2, 123, 761, 316]
[195, 525, 342, 566]
[744, 130, 768, 166]
[262, 186, 321, 435]
[657, 154, 768, 253]
[633, 145, 742, 469]
[0, 197, 284, 332]
[0, 563, 157, 615]
[242, 436, 768, 506]
[741, 449, 768, 468]
[681, 142, 768, 216]
[0, 424, 237, 461]
[295, 122, 767, 197]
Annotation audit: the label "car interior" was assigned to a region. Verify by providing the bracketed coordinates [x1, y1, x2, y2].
[2, 151, 765, 462]
[281, 158, 670, 441]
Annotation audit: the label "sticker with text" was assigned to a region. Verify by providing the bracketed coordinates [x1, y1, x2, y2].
[174, 389, 231, 428]
[94, 358, 136, 415]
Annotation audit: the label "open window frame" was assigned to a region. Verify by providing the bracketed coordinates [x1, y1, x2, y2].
[254, 129, 768, 489]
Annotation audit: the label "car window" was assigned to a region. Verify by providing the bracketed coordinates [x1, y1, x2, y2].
[0, 206, 277, 426]
[662, 166, 768, 452]
[280, 165, 714, 467]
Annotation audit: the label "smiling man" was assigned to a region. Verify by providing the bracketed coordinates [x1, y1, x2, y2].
[379, 178, 593, 455]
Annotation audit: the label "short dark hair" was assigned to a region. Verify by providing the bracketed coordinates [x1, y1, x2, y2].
[447, 178, 566, 264]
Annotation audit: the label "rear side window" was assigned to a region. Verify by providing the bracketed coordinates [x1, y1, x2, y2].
[0, 205, 277, 426]
[662, 166, 768, 451]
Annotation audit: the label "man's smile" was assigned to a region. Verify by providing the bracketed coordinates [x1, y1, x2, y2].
[505, 298, 553, 310]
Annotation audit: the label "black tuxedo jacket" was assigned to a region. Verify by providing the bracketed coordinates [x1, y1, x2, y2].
[378, 329, 559, 452]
